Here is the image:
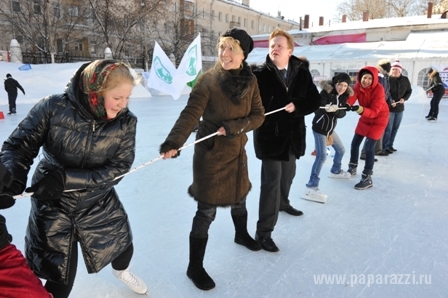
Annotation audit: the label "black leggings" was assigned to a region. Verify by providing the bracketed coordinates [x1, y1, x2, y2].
[45, 241, 134, 298]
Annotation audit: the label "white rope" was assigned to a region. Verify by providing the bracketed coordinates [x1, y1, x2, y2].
[14, 106, 288, 199]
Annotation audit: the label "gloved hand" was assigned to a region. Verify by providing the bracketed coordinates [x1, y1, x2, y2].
[324, 104, 339, 113]
[160, 140, 180, 158]
[25, 169, 66, 201]
[355, 106, 364, 114]
[0, 163, 13, 192]
[0, 215, 13, 251]
[0, 195, 15, 210]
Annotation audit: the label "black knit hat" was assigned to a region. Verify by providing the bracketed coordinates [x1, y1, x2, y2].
[222, 28, 254, 60]
[427, 68, 433, 74]
[6, 73, 11, 78]
[359, 69, 373, 80]
[332, 73, 351, 86]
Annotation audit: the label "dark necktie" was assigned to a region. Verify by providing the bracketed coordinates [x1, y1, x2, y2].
[280, 69, 287, 82]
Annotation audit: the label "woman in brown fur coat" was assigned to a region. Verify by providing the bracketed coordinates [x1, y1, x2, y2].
[160, 29, 265, 291]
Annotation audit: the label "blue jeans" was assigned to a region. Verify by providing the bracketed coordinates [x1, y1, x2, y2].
[383, 111, 403, 150]
[307, 131, 345, 187]
[350, 133, 376, 174]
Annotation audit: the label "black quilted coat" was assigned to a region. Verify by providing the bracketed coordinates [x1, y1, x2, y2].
[0, 62, 136, 284]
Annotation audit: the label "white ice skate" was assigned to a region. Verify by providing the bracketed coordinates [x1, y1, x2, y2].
[301, 188, 328, 204]
[113, 267, 148, 295]
[329, 170, 351, 179]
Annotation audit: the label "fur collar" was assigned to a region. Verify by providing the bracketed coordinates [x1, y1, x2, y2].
[213, 61, 254, 105]
[429, 69, 439, 79]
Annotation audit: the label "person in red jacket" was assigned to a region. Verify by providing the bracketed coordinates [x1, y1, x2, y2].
[0, 163, 52, 298]
[346, 66, 389, 190]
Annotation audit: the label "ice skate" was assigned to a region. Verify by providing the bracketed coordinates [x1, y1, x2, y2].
[329, 170, 351, 179]
[113, 267, 147, 295]
[301, 188, 327, 204]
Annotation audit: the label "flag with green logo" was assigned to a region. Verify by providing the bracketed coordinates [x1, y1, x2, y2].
[146, 35, 202, 99]
[146, 41, 184, 99]
[177, 34, 202, 89]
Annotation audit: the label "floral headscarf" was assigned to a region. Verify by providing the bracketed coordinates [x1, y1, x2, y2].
[79, 59, 120, 119]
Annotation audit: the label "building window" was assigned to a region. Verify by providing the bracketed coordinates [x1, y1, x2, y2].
[226, 14, 229, 22]
[68, 6, 78, 17]
[75, 43, 83, 51]
[202, 9, 205, 18]
[53, 3, 60, 18]
[211, 10, 214, 19]
[218, 12, 222, 21]
[12, 1, 20, 12]
[232, 15, 235, 22]
[251, 20, 254, 29]
[33, 0, 41, 15]
[174, 2, 177, 12]
[244, 18, 246, 27]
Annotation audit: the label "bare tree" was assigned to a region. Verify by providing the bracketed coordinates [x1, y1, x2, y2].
[87, 0, 165, 60]
[336, 0, 427, 20]
[0, 0, 89, 63]
[386, 0, 417, 17]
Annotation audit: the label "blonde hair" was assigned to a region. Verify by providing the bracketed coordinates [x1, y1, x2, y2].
[101, 63, 135, 94]
[216, 36, 244, 55]
[269, 29, 294, 50]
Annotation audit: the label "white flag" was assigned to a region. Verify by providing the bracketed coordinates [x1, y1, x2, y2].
[147, 42, 184, 99]
[177, 34, 202, 88]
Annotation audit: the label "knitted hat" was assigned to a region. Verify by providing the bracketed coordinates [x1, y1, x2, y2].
[391, 60, 402, 71]
[6, 73, 11, 78]
[221, 28, 254, 60]
[427, 68, 433, 75]
[332, 73, 351, 86]
[378, 59, 391, 73]
[80, 59, 120, 119]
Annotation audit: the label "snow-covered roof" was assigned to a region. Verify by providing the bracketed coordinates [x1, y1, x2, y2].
[252, 14, 448, 38]
[247, 30, 448, 64]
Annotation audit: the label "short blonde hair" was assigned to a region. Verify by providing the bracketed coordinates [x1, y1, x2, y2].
[269, 29, 294, 50]
[217, 36, 244, 55]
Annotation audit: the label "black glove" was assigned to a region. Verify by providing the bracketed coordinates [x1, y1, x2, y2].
[25, 169, 66, 201]
[159, 140, 180, 158]
[0, 214, 13, 251]
[0, 195, 15, 210]
[0, 163, 13, 192]
[349, 105, 360, 111]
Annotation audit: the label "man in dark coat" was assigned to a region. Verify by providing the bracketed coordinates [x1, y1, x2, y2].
[252, 29, 321, 252]
[4, 73, 25, 115]
[382, 60, 412, 153]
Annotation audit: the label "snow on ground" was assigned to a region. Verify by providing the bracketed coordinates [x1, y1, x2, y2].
[1, 62, 447, 297]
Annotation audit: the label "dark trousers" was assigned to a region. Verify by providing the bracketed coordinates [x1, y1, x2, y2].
[428, 91, 444, 118]
[190, 200, 247, 238]
[256, 152, 296, 238]
[350, 133, 376, 174]
[45, 241, 134, 298]
[7, 93, 17, 112]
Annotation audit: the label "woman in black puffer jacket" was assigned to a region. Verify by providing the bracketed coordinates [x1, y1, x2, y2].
[303, 73, 353, 203]
[0, 60, 146, 297]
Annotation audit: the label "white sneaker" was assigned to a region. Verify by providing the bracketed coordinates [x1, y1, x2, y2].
[301, 188, 327, 204]
[329, 170, 351, 179]
[113, 267, 148, 295]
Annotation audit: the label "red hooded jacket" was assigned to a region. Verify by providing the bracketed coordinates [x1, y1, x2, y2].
[347, 66, 389, 140]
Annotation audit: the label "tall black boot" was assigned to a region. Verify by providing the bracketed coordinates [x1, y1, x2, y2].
[231, 213, 262, 251]
[186, 235, 215, 291]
